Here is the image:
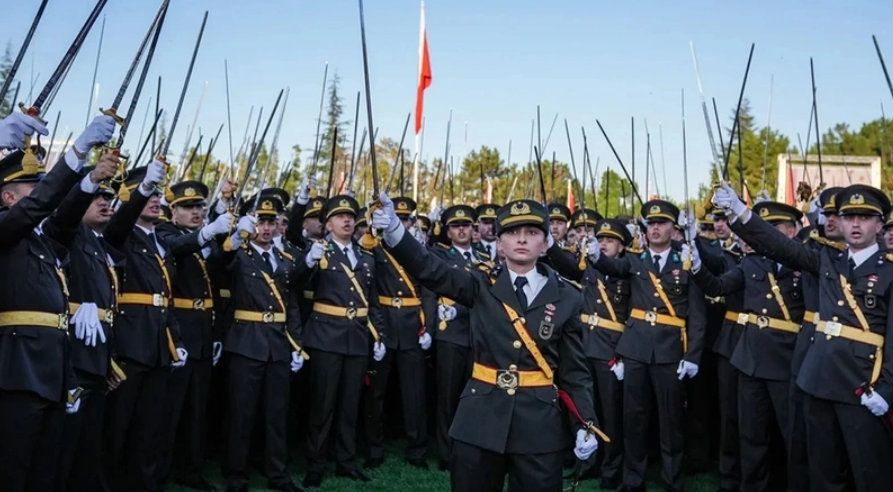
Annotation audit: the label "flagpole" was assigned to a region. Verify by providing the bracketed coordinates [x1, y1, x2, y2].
[412, 1, 430, 204]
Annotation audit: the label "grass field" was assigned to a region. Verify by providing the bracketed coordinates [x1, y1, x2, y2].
[166, 441, 720, 492]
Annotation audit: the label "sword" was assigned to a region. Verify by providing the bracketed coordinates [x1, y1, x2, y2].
[721, 43, 755, 181]
[596, 120, 644, 207]
[0, 0, 48, 104]
[810, 58, 824, 188]
[198, 124, 224, 183]
[384, 112, 412, 194]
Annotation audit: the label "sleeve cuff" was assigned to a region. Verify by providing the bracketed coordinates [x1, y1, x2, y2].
[138, 183, 155, 198]
[215, 199, 230, 215]
[79, 175, 100, 193]
[384, 223, 406, 248]
[64, 148, 86, 173]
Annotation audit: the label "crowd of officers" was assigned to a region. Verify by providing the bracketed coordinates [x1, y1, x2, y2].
[1, 109, 893, 492]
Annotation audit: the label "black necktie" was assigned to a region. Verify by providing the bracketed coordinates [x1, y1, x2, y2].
[514, 276, 529, 311]
[261, 252, 273, 275]
[343, 247, 354, 267]
[848, 257, 856, 276]
[463, 251, 472, 262]
[653, 254, 662, 272]
[146, 232, 159, 254]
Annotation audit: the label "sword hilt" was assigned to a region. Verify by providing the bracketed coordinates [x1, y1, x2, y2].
[19, 102, 46, 125]
[100, 107, 126, 126]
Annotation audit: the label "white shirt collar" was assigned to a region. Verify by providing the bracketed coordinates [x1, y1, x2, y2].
[453, 244, 472, 256]
[250, 241, 274, 255]
[507, 265, 548, 304]
[848, 243, 879, 269]
[135, 224, 155, 235]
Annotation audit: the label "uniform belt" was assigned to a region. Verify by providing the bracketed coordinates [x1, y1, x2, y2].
[724, 311, 742, 324]
[580, 313, 624, 332]
[172, 298, 215, 311]
[218, 289, 231, 299]
[303, 290, 314, 300]
[746, 313, 800, 334]
[118, 293, 169, 308]
[0, 311, 69, 330]
[69, 302, 115, 324]
[630, 308, 686, 328]
[816, 320, 885, 347]
[378, 296, 421, 308]
[472, 362, 553, 391]
[233, 310, 286, 323]
[803, 311, 818, 324]
[312, 302, 368, 320]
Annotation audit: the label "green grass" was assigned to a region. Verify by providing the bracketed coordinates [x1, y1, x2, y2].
[166, 441, 720, 492]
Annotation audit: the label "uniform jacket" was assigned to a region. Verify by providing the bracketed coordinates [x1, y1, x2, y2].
[734, 214, 893, 405]
[104, 190, 182, 368]
[695, 235, 729, 351]
[546, 243, 631, 361]
[387, 229, 595, 455]
[0, 161, 82, 402]
[593, 246, 707, 366]
[428, 243, 488, 348]
[696, 243, 745, 360]
[372, 245, 437, 350]
[294, 239, 385, 357]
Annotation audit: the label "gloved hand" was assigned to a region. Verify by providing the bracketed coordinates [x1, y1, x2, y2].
[712, 181, 747, 217]
[212, 341, 223, 367]
[297, 173, 316, 205]
[236, 215, 257, 238]
[808, 194, 821, 215]
[587, 238, 601, 261]
[682, 243, 702, 273]
[438, 304, 457, 321]
[65, 389, 82, 415]
[419, 332, 432, 350]
[677, 360, 699, 380]
[861, 392, 890, 417]
[304, 240, 326, 268]
[610, 360, 624, 381]
[71, 303, 107, 347]
[142, 159, 166, 189]
[683, 209, 697, 240]
[817, 213, 827, 226]
[373, 341, 386, 361]
[429, 206, 443, 223]
[200, 212, 233, 243]
[573, 429, 598, 461]
[290, 351, 304, 373]
[172, 348, 188, 369]
[0, 112, 49, 149]
[370, 192, 400, 233]
[74, 115, 116, 155]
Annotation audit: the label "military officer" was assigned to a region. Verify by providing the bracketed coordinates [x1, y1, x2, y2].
[0, 113, 115, 492]
[690, 200, 807, 491]
[364, 196, 435, 469]
[374, 195, 603, 492]
[715, 182, 893, 492]
[546, 218, 632, 489]
[570, 207, 602, 239]
[547, 203, 572, 246]
[220, 190, 307, 492]
[353, 207, 369, 241]
[297, 195, 386, 488]
[588, 200, 707, 492]
[475, 203, 500, 262]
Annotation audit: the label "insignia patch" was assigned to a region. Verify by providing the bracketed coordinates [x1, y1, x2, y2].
[184, 187, 196, 197]
[649, 205, 661, 214]
[672, 269, 680, 276]
[865, 294, 877, 309]
[539, 321, 554, 340]
[794, 271, 801, 277]
[546, 303, 556, 311]
[511, 202, 531, 215]
[600, 222, 611, 231]
[486, 207, 495, 215]
[792, 290, 800, 299]
[672, 285, 683, 296]
[397, 201, 409, 210]
[759, 207, 769, 217]
[339, 199, 350, 207]
[869, 275, 879, 283]
[552, 207, 560, 214]
[849, 194, 865, 205]
[456, 209, 466, 217]
[614, 294, 623, 304]
[261, 200, 274, 210]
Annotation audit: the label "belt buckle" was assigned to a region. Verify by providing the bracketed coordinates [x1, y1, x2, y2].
[103, 310, 114, 324]
[756, 316, 770, 329]
[262, 312, 274, 323]
[192, 299, 205, 310]
[588, 314, 599, 327]
[737, 313, 749, 325]
[391, 298, 403, 309]
[346, 307, 358, 320]
[824, 321, 842, 337]
[644, 311, 657, 325]
[496, 369, 519, 390]
[813, 313, 821, 323]
[152, 293, 164, 307]
[58, 313, 69, 330]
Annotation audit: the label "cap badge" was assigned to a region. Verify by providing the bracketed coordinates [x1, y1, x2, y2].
[600, 222, 611, 231]
[487, 207, 495, 215]
[759, 207, 770, 217]
[456, 209, 466, 217]
[397, 201, 409, 210]
[184, 187, 196, 197]
[649, 205, 661, 214]
[552, 207, 560, 214]
[849, 194, 865, 205]
[261, 200, 274, 211]
[511, 201, 531, 215]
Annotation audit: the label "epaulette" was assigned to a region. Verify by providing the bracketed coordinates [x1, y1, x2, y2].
[358, 247, 374, 256]
[725, 249, 741, 258]
[562, 244, 579, 254]
[887, 253, 893, 263]
[474, 260, 494, 272]
[699, 232, 717, 241]
[562, 277, 583, 290]
[280, 250, 295, 262]
[628, 247, 643, 255]
[808, 229, 846, 251]
[437, 243, 451, 251]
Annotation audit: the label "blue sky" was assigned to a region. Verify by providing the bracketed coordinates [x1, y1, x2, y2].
[4, 0, 893, 203]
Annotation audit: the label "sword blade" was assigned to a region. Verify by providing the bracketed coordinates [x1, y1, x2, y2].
[161, 10, 209, 158]
[0, 0, 48, 103]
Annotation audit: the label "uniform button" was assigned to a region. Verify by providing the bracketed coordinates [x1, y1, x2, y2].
[837, 300, 845, 306]
[870, 354, 876, 360]
[509, 364, 518, 371]
[349, 302, 354, 306]
[39, 254, 44, 259]
[832, 316, 839, 322]
[653, 293, 659, 297]
[397, 291, 403, 296]
[142, 249, 147, 253]
[350, 287, 355, 291]
[513, 341, 522, 349]
[761, 309, 767, 314]
[399, 278, 405, 283]
[826, 335, 833, 341]
[471, 389, 476, 394]
[596, 299, 603, 304]
[507, 389, 516, 396]
[810, 337, 814, 342]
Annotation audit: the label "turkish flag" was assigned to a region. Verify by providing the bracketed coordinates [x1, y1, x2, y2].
[414, 2, 432, 135]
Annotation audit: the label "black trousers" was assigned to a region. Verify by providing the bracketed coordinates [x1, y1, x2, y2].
[0, 390, 64, 492]
[450, 439, 564, 492]
[365, 346, 428, 461]
[103, 360, 168, 492]
[804, 393, 893, 492]
[738, 373, 789, 492]
[787, 379, 809, 492]
[306, 350, 368, 474]
[435, 341, 473, 463]
[583, 357, 623, 482]
[55, 372, 106, 492]
[224, 354, 291, 489]
[623, 359, 685, 491]
[159, 356, 213, 483]
[684, 349, 718, 472]
[716, 355, 741, 491]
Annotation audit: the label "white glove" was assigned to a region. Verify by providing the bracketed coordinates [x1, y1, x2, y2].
[373, 341, 386, 361]
[861, 392, 890, 417]
[429, 206, 444, 223]
[74, 115, 116, 155]
[817, 213, 827, 226]
[212, 341, 223, 367]
[370, 192, 400, 233]
[236, 215, 257, 237]
[573, 429, 598, 461]
[610, 360, 624, 381]
[65, 389, 82, 415]
[297, 174, 315, 205]
[142, 159, 166, 189]
[419, 332, 432, 350]
[808, 195, 821, 215]
[172, 348, 188, 368]
[587, 238, 600, 261]
[682, 243, 702, 273]
[713, 181, 747, 217]
[677, 360, 699, 380]
[684, 209, 697, 240]
[0, 112, 49, 149]
[200, 212, 233, 243]
[304, 240, 326, 268]
[438, 304, 457, 321]
[290, 351, 304, 373]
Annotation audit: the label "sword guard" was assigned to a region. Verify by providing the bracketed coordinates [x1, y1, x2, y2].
[18, 103, 47, 125]
[100, 107, 126, 126]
